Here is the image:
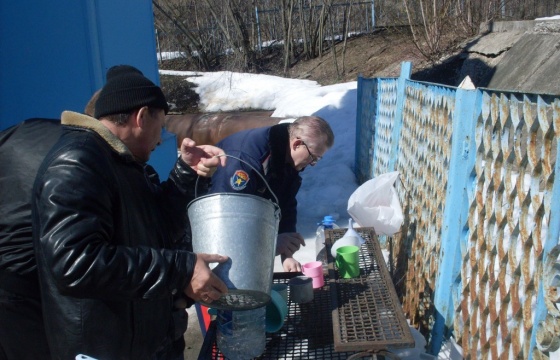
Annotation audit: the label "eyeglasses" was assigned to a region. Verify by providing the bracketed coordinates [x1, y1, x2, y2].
[300, 140, 321, 165]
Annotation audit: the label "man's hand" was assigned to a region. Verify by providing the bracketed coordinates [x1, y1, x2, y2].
[276, 232, 305, 257]
[281, 256, 301, 272]
[179, 138, 227, 177]
[184, 253, 229, 303]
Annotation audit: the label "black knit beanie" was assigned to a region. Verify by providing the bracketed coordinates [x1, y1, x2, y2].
[94, 65, 169, 118]
[106, 64, 143, 80]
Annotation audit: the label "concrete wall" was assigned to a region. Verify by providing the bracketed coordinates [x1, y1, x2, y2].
[460, 19, 560, 95]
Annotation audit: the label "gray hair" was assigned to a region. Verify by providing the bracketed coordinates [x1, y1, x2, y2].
[102, 107, 160, 126]
[288, 115, 334, 149]
[103, 113, 130, 126]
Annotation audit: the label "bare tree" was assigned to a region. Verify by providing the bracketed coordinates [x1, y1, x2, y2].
[340, 1, 353, 76]
[329, 6, 340, 79]
[281, 0, 295, 73]
[403, 0, 455, 61]
[153, 0, 560, 74]
[317, 0, 333, 58]
[298, 0, 310, 58]
[200, 0, 257, 71]
[152, 0, 214, 70]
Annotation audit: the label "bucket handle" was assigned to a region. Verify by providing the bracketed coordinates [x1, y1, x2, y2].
[195, 153, 280, 207]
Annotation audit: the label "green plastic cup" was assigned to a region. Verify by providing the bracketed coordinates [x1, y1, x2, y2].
[335, 245, 360, 278]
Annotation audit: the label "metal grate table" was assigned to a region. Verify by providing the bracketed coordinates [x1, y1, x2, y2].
[198, 271, 356, 359]
[198, 227, 414, 359]
[325, 228, 414, 353]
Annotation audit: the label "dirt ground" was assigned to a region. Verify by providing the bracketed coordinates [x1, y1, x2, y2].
[282, 29, 430, 85]
[183, 306, 204, 359]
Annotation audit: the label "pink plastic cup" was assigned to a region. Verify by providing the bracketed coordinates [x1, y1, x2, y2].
[302, 261, 324, 288]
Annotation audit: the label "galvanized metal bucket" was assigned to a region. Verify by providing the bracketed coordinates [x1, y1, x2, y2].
[189, 193, 280, 310]
[188, 154, 281, 310]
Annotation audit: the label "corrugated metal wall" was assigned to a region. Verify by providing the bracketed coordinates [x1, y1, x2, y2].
[356, 62, 560, 359]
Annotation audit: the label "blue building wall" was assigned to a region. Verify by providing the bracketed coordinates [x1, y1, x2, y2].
[0, 0, 160, 129]
[0, 0, 177, 178]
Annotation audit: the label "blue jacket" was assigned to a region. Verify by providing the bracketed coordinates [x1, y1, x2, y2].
[209, 124, 301, 233]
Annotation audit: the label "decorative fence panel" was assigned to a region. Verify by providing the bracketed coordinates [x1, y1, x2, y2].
[395, 80, 457, 344]
[355, 62, 560, 359]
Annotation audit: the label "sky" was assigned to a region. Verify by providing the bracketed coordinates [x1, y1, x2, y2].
[160, 69, 464, 359]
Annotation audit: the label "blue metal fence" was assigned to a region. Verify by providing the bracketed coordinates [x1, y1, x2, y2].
[355, 62, 560, 359]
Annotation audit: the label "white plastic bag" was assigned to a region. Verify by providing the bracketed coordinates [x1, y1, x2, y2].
[347, 171, 404, 235]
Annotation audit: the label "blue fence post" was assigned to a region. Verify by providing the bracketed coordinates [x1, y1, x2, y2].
[355, 75, 380, 182]
[387, 62, 411, 171]
[429, 87, 480, 355]
[355, 75, 365, 180]
[368, 77, 379, 179]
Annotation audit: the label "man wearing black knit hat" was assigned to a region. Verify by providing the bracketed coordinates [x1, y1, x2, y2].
[94, 66, 169, 120]
[32, 65, 229, 360]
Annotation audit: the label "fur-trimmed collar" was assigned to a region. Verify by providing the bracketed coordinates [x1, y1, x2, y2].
[61, 111, 132, 157]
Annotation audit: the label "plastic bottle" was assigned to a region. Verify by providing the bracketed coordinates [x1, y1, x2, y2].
[216, 306, 266, 359]
[315, 215, 339, 268]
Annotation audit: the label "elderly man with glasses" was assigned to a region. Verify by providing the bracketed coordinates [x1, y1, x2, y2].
[207, 115, 334, 271]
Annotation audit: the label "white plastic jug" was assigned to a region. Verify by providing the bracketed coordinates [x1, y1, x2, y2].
[330, 218, 365, 258]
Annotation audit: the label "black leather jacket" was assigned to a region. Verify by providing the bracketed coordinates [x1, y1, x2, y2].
[32, 112, 200, 360]
[0, 118, 62, 297]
